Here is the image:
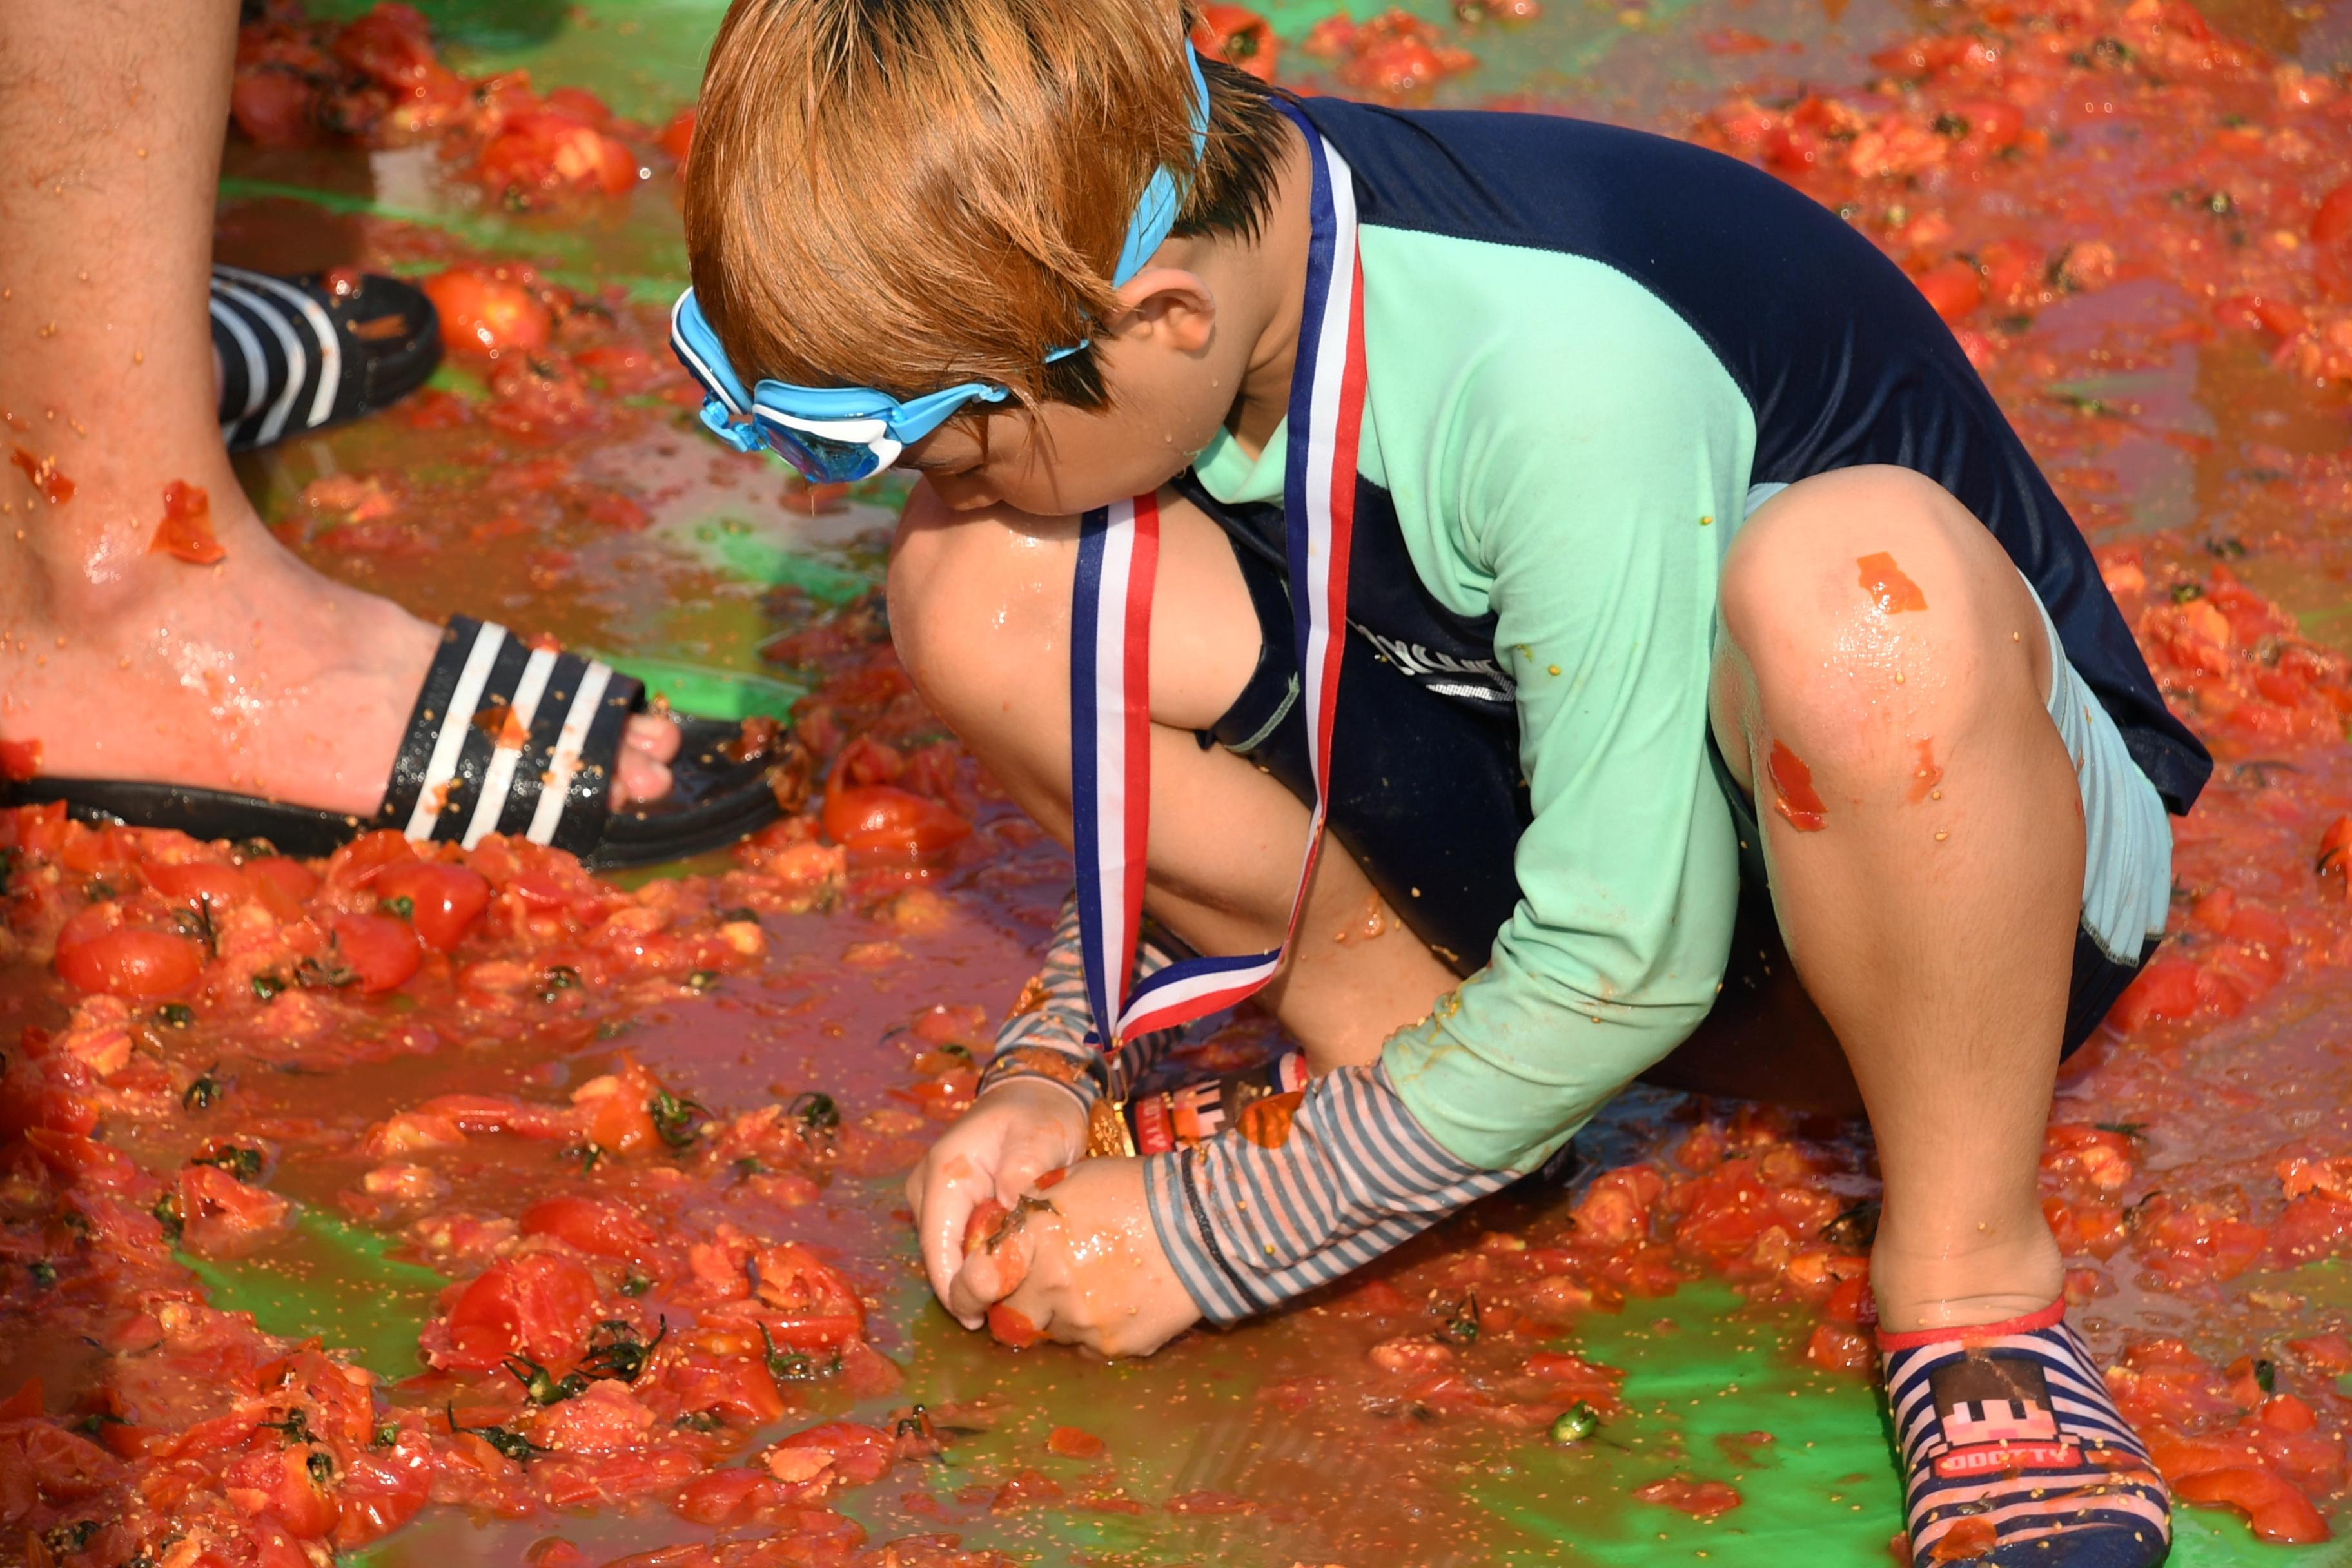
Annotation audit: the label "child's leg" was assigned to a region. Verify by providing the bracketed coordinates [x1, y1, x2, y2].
[1709, 463, 2079, 1334]
[889, 481, 1458, 1072]
[1713, 467, 2167, 1568]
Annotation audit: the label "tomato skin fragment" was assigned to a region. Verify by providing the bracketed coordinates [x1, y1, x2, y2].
[963, 1199, 1011, 1257]
[1857, 551, 1930, 613]
[176, 1163, 295, 1258]
[1767, 741, 1828, 832]
[1046, 1426, 1106, 1458]
[8, 446, 74, 505]
[1631, 1476, 1743, 1520]
[150, 480, 227, 565]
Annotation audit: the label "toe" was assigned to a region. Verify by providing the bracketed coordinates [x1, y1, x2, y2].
[611, 747, 674, 807]
[624, 712, 681, 763]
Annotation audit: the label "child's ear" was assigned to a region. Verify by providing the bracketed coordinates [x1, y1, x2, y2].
[1112, 267, 1217, 355]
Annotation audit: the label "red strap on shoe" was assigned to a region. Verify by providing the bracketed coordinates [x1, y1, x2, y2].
[1874, 1297, 2065, 1352]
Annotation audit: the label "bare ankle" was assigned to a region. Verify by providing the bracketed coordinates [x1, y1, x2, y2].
[1869, 1224, 2064, 1335]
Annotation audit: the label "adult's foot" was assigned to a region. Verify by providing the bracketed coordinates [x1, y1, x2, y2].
[1, 0, 674, 831]
[0, 468, 679, 818]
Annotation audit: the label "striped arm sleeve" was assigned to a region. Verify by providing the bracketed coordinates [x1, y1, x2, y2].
[976, 890, 1185, 1109]
[1141, 1061, 1520, 1324]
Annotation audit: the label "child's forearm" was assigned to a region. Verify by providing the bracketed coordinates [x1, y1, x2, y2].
[1140, 1061, 1520, 1323]
[974, 890, 1184, 1110]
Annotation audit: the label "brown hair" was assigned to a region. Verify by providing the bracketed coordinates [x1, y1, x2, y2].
[685, 0, 1291, 412]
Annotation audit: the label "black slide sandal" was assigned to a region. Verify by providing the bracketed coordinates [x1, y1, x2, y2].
[211, 264, 442, 452]
[3, 618, 783, 869]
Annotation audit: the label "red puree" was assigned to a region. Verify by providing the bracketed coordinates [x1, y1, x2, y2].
[0, 0, 2324, 1562]
[1769, 739, 1829, 830]
[1856, 551, 1928, 614]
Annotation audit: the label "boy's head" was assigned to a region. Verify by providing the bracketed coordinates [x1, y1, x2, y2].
[684, 0, 1295, 514]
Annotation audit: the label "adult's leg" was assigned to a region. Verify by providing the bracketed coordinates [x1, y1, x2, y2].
[0, 1, 672, 812]
[890, 482, 1458, 1072]
[1710, 465, 2082, 1334]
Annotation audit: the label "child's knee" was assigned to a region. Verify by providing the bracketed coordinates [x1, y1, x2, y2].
[1719, 466, 2048, 750]
[886, 486, 1075, 730]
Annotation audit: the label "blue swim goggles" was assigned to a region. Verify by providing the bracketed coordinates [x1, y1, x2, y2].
[669, 48, 1211, 485]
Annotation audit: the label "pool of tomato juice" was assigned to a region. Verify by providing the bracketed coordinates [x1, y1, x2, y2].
[8, 1, 2352, 1565]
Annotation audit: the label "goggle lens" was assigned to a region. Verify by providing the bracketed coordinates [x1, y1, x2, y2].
[760, 422, 885, 485]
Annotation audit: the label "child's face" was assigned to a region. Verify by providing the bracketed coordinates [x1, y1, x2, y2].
[895, 266, 1241, 518]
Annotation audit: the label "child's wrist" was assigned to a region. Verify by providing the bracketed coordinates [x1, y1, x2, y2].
[976, 1043, 1110, 1110]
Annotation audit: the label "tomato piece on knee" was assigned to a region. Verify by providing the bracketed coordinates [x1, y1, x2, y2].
[331, 914, 423, 994]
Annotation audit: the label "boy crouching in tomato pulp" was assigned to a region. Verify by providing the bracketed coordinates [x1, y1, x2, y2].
[671, 3, 2205, 1563]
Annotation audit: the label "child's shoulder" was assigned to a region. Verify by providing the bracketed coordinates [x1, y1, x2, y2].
[1295, 96, 1792, 259]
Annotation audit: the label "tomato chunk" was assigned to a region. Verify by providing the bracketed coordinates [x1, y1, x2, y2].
[520, 1195, 660, 1262]
[55, 929, 204, 999]
[2173, 1467, 2331, 1544]
[373, 861, 491, 952]
[440, 1252, 603, 1371]
[331, 913, 424, 994]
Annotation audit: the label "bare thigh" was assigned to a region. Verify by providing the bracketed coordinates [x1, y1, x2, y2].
[890, 482, 1459, 1072]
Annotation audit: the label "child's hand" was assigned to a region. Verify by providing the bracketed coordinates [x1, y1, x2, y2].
[948, 1157, 1201, 1358]
[905, 1079, 1089, 1326]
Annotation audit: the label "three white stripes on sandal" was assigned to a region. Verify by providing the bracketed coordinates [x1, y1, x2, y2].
[210, 264, 342, 447]
[402, 622, 612, 849]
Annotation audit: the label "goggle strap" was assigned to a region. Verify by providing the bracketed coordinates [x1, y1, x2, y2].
[698, 397, 768, 454]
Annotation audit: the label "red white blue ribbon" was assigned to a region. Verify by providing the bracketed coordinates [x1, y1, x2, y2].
[1070, 109, 1364, 1050]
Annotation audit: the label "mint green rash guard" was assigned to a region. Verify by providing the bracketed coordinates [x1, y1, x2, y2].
[1115, 98, 2199, 1324]
[1191, 225, 1757, 1175]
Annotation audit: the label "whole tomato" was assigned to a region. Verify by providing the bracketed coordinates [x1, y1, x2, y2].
[421, 268, 553, 357]
[1911, 258, 1983, 323]
[819, 769, 970, 865]
[55, 928, 204, 999]
[330, 914, 423, 994]
[373, 861, 491, 953]
[1193, 6, 1280, 81]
